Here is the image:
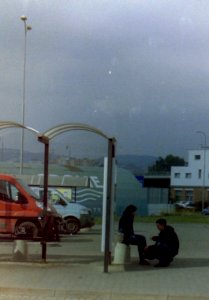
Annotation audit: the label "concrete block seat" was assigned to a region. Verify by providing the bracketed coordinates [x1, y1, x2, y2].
[112, 233, 131, 265]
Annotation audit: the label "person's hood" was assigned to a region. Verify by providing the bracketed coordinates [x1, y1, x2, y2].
[165, 225, 175, 232]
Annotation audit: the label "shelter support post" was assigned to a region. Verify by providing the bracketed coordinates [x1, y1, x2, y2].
[38, 136, 49, 262]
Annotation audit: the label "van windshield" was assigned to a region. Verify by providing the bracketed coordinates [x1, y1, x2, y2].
[51, 189, 68, 205]
[16, 178, 40, 201]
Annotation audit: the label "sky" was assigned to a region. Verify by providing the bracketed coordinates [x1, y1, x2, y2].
[0, 0, 209, 159]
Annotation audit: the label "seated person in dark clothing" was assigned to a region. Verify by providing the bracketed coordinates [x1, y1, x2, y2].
[118, 204, 148, 265]
[144, 218, 179, 267]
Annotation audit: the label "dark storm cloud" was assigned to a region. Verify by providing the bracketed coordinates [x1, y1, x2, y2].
[0, 0, 209, 157]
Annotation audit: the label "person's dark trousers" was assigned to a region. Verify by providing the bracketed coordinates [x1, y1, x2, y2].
[156, 243, 174, 266]
[123, 234, 147, 262]
[144, 245, 157, 260]
[145, 244, 174, 266]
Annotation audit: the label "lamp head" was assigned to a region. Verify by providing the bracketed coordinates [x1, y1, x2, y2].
[20, 15, 27, 21]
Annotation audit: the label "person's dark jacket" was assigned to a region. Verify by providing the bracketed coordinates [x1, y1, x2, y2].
[156, 225, 179, 256]
[118, 212, 134, 239]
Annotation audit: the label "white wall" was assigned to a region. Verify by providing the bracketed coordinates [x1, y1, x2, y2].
[171, 149, 209, 187]
[148, 204, 175, 216]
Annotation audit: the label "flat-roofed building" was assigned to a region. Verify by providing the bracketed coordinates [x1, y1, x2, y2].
[171, 149, 209, 207]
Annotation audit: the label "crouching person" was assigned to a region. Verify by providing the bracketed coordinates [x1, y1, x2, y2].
[144, 218, 179, 267]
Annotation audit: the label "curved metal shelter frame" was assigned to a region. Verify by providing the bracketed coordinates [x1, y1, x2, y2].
[39, 123, 110, 140]
[0, 121, 115, 273]
[38, 123, 115, 273]
[0, 121, 39, 135]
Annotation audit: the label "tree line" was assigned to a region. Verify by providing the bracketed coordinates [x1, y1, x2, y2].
[148, 154, 185, 173]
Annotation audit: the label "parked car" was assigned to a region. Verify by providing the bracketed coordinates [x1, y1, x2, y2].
[202, 206, 209, 215]
[0, 174, 60, 238]
[31, 187, 95, 234]
[175, 200, 195, 209]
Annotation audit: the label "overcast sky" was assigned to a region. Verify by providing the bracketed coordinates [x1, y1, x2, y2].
[0, 0, 209, 159]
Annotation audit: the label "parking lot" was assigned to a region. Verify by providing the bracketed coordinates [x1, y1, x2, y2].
[0, 222, 209, 299]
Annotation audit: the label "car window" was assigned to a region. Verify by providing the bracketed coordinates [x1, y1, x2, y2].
[49, 192, 67, 206]
[16, 179, 39, 200]
[0, 180, 27, 203]
[10, 184, 20, 201]
[0, 180, 10, 201]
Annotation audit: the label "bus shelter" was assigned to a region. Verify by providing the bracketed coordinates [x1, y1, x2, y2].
[0, 121, 116, 273]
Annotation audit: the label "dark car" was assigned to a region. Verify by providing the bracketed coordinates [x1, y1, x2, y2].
[202, 206, 209, 215]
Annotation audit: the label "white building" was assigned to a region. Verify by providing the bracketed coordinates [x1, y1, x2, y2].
[171, 149, 209, 205]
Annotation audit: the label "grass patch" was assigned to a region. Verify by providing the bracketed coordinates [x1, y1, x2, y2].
[95, 213, 209, 225]
[136, 214, 209, 224]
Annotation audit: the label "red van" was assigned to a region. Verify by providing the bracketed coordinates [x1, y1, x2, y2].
[0, 174, 59, 238]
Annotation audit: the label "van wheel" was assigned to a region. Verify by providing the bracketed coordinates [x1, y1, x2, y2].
[65, 218, 80, 234]
[15, 221, 39, 239]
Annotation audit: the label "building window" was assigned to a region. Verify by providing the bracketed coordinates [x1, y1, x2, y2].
[195, 155, 201, 160]
[174, 173, 180, 178]
[175, 190, 182, 201]
[185, 173, 192, 179]
[198, 169, 202, 179]
[185, 190, 193, 201]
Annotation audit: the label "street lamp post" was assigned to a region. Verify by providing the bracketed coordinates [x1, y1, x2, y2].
[20, 16, 32, 174]
[196, 131, 207, 211]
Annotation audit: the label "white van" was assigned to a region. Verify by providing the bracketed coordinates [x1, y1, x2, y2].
[31, 187, 95, 234]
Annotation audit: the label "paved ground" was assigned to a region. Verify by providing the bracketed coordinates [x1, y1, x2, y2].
[0, 223, 208, 299]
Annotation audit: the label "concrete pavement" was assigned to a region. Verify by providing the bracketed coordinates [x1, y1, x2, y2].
[0, 223, 208, 299]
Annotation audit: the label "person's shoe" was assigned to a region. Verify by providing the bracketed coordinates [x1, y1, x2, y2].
[154, 257, 173, 267]
[154, 262, 169, 268]
[169, 257, 173, 264]
[154, 263, 165, 268]
[139, 259, 150, 266]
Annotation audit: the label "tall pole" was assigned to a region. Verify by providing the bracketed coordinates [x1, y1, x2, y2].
[196, 131, 206, 210]
[20, 16, 32, 175]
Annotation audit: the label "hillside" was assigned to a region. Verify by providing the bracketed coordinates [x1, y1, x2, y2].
[0, 148, 157, 175]
[116, 154, 157, 175]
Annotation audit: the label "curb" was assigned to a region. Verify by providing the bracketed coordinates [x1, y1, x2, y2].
[0, 287, 208, 300]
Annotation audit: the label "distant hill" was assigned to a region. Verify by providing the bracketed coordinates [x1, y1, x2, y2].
[0, 148, 58, 163]
[0, 148, 157, 175]
[116, 154, 157, 175]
